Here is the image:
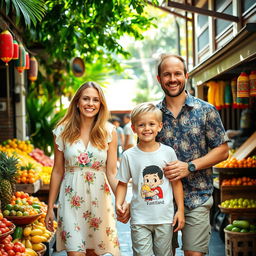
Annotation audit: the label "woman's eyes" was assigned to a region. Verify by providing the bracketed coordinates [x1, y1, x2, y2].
[83, 97, 100, 102]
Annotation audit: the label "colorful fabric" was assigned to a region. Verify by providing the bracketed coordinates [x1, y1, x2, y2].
[156, 93, 228, 209]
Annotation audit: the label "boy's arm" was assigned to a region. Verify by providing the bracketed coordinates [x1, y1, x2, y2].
[115, 181, 128, 220]
[171, 180, 185, 232]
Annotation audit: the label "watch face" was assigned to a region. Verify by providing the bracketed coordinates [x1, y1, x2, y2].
[188, 162, 196, 172]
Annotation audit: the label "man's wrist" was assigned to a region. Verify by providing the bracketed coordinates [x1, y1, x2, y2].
[187, 161, 196, 172]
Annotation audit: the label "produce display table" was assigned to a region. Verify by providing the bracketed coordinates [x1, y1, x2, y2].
[44, 231, 56, 256]
[15, 179, 41, 194]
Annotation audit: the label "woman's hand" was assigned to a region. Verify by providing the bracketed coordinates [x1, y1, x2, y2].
[45, 208, 55, 232]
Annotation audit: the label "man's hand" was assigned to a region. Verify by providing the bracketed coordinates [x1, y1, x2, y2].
[163, 160, 190, 181]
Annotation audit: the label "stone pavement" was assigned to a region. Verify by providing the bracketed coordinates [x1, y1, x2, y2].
[52, 183, 225, 256]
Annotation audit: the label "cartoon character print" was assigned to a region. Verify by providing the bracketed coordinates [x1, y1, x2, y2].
[140, 165, 164, 201]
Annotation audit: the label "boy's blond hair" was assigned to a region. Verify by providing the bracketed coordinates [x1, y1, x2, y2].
[131, 102, 162, 125]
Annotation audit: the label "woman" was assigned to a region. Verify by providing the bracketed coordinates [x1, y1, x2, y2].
[45, 81, 122, 256]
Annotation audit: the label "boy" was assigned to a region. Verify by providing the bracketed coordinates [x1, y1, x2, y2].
[115, 102, 184, 256]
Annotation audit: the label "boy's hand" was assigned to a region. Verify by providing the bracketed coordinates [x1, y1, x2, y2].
[116, 201, 130, 223]
[172, 209, 185, 232]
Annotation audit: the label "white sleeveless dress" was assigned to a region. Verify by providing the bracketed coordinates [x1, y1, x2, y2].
[53, 123, 120, 255]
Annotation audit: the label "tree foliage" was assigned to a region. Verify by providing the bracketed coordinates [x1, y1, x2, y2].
[0, 0, 46, 28]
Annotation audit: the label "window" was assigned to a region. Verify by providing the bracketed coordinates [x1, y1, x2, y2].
[198, 28, 209, 52]
[215, 3, 233, 36]
[196, 2, 209, 52]
[242, 0, 256, 13]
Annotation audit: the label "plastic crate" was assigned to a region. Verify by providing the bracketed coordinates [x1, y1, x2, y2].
[224, 230, 256, 256]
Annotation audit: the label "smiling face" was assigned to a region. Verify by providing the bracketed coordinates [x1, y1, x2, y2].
[132, 112, 162, 143]
[143, 173, 162, 189]
[157, 56, 188, 98]
[77, 87, 101, 119]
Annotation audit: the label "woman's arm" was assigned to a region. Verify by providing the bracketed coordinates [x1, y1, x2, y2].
[106, 129, 119, 194]
[45, 139, 65, 231]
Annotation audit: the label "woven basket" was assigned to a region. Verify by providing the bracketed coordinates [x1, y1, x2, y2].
[225, 230, 256, 256]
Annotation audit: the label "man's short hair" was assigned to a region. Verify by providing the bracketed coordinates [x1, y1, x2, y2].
[157, 53, 187, 76]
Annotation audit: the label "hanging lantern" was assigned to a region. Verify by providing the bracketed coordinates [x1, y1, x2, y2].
[0, 30, 14, 65]
[12, 40, 19, 60]
[25, 52, 30, 70]
[14, 44, 26, 73]
[28, 56, 38, 81]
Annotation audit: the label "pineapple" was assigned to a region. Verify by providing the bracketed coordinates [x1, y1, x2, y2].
[0, 151, 19, 210]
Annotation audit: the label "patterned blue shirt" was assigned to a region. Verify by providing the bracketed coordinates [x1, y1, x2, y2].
[156, 92, 228, 209]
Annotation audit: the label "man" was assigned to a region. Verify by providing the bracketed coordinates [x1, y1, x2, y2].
[111, 117, 124, 162]
[123, 114, 135, 150]
[156, 54, 229, 256]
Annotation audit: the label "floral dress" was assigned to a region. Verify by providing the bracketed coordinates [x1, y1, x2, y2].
[53, 123, 120, 255]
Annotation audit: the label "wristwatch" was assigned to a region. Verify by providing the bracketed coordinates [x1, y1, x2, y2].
[188, 161, 196, 172]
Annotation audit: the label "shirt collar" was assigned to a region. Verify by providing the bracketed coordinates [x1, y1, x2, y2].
[158, 90, 195, 113]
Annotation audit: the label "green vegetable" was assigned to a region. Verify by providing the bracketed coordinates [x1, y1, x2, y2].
[232, 220, 250, 229]
[231, 227, 241, 232]
[240, 229, 248, 233]
[13, 226, 23, 239]
[225, 224, 234, 231]
[32, 203, 41, 209]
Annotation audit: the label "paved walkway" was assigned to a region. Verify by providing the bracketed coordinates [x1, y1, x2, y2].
[53, 183, 225, 256]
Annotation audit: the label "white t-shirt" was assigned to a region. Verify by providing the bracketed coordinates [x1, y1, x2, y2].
[116, 143, 177, 225]
[123, 122, 135, 145]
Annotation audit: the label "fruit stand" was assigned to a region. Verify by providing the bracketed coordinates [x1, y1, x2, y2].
[213, 133, 256, 256]
[0, 139, 55, 256]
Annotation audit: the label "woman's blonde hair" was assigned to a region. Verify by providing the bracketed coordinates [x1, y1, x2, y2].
[57, 81, 109, 150]
[131, 102, 162, 125]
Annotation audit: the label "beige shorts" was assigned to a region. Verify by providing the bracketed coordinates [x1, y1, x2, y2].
[131, 224, 173, 256]
[173, 196, 213, 254]
[183, 196, 213, 253]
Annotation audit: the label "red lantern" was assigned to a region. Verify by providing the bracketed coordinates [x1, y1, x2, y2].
[0, 30, 14, 65]
[25, 52, 30, 70]
[15, 44, 26, 73]
[28, 56, 38, 81]
[13, 40, 19, 59]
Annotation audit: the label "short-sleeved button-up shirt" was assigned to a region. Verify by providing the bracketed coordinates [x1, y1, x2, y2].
[156, 92, 228, 209]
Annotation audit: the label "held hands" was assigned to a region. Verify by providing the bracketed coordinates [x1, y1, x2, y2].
[163, 160, 190, 181]
[172, 209, 185, 232]
[116, 201, 130, 224]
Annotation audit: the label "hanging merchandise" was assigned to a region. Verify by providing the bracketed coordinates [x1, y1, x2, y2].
[14, 43, 26, 73]
[28, 56, 38, 81]
[25, 52, 30, 70]
[237, 72, 249, 108]
[224, 82, 232, 107]
[215, 81, 222, 110]
[0, 30, 14, 65]
[231, 77, 237, 108]
[207, 81, 217, 107]
[219, 81, 225, 109]
[249, 70, 256, 97]
[12, 40, 19, 59]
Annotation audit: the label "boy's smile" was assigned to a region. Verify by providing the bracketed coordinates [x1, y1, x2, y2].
[132, 112, 163, 143]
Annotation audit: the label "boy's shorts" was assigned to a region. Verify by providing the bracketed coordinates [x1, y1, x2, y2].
[131, 223, 173, 256]
[173, 196, 213, 254]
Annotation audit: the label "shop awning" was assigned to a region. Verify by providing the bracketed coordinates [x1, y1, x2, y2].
[188, 23, 256, 86]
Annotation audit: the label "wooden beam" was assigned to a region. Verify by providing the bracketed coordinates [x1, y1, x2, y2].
[167, 1, 239, 22]
[147, 1, 192, 21]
